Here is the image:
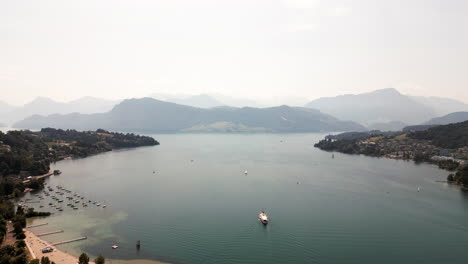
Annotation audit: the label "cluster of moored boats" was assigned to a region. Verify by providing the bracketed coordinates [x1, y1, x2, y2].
[19, 184, 107, 212]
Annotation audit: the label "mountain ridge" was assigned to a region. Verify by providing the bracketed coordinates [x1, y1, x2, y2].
[423, 112, 468, 125]
[14, 97, 365, 133]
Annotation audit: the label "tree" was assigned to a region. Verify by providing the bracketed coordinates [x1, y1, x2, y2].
[13, 221, 23, 236]
[11, 253, 27, 264]
[40, 257, 50, 264]
[15, 240, 26, 248]
[78, 253, 89, 264]
[94, 255, 105, 264]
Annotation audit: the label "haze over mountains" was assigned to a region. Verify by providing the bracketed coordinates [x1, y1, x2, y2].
[3, 88, 468, 133]
[305, 88, 468, 130]
[14, 98, 365, 133]
[423, 112, 468, 125]
[410, 96, 468, 117]
[0, 97, 120, 125]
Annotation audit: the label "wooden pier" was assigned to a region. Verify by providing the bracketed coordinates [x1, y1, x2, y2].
[37, 230, 64, 237]
[26, 223, 48, 228]
[52, 236, 87, 246]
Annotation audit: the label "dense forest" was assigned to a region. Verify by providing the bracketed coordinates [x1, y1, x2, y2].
[408, 120, 468, 149]
[0, 131, 51, 177]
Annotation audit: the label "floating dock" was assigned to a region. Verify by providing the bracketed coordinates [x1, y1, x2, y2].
[37, 230, 64, 237]
[27, 223, 48, 228]
[52, 236, 87, 246]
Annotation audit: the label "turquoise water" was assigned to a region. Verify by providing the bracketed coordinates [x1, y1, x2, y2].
[23, 133, 468, 264]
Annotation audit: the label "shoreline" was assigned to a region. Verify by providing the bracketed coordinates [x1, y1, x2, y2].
[25, 229, 169, 264]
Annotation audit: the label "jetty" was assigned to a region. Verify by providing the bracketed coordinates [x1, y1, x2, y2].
[52, 236, 87, 246]
[37, 230, 64, 237]
[22, 171, 54, 184]
[27, 223, 48, 228]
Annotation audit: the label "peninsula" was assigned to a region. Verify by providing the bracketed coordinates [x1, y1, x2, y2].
[315, 121, 468, 186]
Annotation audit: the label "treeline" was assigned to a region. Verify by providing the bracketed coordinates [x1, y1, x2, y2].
[409, 121, 468, 149]
[0, 203, 55, 264]
[40, 128, 159, 158]
[448, 166, 468, 186]
[0, 202, 28, 264]
[314, 138, 383, 156]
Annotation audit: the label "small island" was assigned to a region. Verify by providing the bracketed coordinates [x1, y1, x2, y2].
[315, 121, 468, 186]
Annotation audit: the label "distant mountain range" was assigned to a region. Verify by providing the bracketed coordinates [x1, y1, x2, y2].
[0, 97, 120, 125]
[14, 98, 365, 133]
[423, 112, 468, 125]
[305, 88, 468, 128]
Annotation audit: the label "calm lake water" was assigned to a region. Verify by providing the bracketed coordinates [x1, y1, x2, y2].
[23, 133, 468, 264]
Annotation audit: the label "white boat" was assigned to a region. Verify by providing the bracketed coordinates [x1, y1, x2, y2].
[244, 170, 248, 175]
[258, 211, 269, 225]
[112, 245, 118, 249]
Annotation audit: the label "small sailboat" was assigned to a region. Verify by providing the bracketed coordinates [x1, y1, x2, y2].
[417, 186, 420, 192]
[258, 211, 269, 225]
[244, 170, 248, 175]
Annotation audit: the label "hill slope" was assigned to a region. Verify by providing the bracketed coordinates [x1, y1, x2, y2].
[409, 120, 468, 149]
[423, 112, 468, 125]
[14, 98, 365, 133]
[156, 94, 225, 108]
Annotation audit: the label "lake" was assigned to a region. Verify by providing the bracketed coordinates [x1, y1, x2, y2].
[22, 133, 468, 264]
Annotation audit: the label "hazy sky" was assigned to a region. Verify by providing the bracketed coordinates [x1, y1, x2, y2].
[1, 0, 467, 106]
